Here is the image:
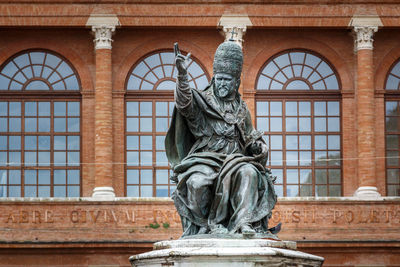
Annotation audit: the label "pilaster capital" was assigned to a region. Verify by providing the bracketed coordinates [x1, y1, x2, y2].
[218, 14, 252, 48]
[86, 14, 120, 50]
[353, 26, 378, 51]
[349, 15, 382, 51]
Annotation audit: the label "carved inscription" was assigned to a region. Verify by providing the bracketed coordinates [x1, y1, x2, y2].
[1, 204, 400, 227]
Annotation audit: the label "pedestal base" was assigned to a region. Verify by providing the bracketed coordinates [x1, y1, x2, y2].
[91, 186, 115, 200]
[130, 239, 324, 267]
[353, 186, 382, 199]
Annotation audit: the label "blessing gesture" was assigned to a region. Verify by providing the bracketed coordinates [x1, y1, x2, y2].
[174, 42, 191, 76]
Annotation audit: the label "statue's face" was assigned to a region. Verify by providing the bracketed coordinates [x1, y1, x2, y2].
[214, 73, 239, 99]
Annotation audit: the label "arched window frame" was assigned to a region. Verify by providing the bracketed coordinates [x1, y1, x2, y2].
[255, 49, 342, 197]
[124, 49, 210, 197]
[0, 49, 82, 198]
[384, 58, 400, 196]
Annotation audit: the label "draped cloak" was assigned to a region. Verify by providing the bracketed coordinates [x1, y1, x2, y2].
[165, 83, 277, 237]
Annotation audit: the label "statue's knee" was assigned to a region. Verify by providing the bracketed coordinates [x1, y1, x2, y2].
[187, 175, 205, 191]
[238, 165, 258, 178]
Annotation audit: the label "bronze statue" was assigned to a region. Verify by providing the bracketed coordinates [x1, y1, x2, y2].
[166, 40, 278, 238]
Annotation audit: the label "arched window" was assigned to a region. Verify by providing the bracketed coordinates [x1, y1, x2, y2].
[125, 50, 209, 197]
[385, 59, 400, 196]
[255, 50, 342, 197]
[0, 50, 81, 197]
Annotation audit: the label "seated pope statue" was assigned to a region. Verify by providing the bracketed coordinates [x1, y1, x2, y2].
[165, 40, 278, 238]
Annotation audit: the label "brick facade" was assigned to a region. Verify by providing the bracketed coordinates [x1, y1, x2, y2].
[1, 1, 400, 266]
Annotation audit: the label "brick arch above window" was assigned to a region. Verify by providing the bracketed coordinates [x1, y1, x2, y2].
[256, 50, 341, 91]
[125, 50, 210, 91]
[0, 49, 81, 91]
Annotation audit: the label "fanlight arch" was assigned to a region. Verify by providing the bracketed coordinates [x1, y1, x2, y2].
[0, 50, 80, 91]
[126, 50, 209, 91]
[256, 50, 340, 91]
[385, 59, 400, 90]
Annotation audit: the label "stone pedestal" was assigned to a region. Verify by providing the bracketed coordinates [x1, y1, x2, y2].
[130, 239, 324, 267]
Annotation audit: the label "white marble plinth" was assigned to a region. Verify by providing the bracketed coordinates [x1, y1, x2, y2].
[130, 239, 324, 267]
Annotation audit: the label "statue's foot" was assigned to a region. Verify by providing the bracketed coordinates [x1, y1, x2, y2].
[197, 226, 209, 235]
[240, 224, 256, 237]
[210, 225, 229, 235]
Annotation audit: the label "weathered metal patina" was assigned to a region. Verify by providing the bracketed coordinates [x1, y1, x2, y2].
[166, 41, 278, 238]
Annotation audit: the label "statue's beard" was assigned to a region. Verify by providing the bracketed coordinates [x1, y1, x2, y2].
[215, 85, 236, 100]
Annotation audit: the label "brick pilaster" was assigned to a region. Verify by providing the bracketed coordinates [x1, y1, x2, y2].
[87, 19, 119, 199]
[353, 25, 381, 199]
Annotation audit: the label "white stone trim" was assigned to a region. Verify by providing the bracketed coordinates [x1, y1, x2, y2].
[92, 186, 116, 200]
[353, 26, 378, 51]
[91, 25, 116, 50]
[86, 14, 120, 50]
[353, 186, 382, 200]
[218, 14, 252, 47]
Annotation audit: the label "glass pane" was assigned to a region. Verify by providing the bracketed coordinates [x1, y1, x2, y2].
[126, 102, 139, 116]
[54, 186, 66, 197]
[25, 102, 37, 116]
[329, 185, 341, 196]
[54, 118, 66, 132]
[127, 152, 139, 166]
[38, 152, 50, 166]
[270, 102, 282, 116]
[316, 169, 327, 184]
[270, 135, 282, 149]
[299, 135, 311, 149]
[127, 169, 139, 184]
[25, 170, 37, 184]
[386, 135, 399, 148]
[300, 169, 312, 184]
[314, 118, 326, 132]
[38, 170, 50, 184]
[140, 118, 152, 132]
[315, 135, 327, 149]
[140, 151, 152, 166]
[127, 136, 139, 150]
[25, 118, 37, 132]
[256, 102, 268, 116]
[9, 118, 21, 132]
[329, 169, 341, 184]
[54, 152, 66, 166]
[286, 136, 298, 149]
[127, 118, 139, 132]
[54, 102, 66, 116]
[270, 151, 283, 166]
[299, 185, 312, 196]
[67, 186, 80, 197]
[9, 136, 21, 150]
[286, 118, 297, 131]
[156, 118, 168, 132]
[327, 102, 340, 116]
[314, 102, 326, 116]
[9, 102, 21, 116]
[68, 136, 80, 150]
[0, 102, 7, 115]
[141, 186, 153, 197]
[156, 152, 168, 166]
[140, 102, 152, 116]
[0, 118, 7, 132]
[156, 169, 169, 184]
[328, 135, 340, 150]
[38, 118, 50, 132]
[156, 102, 168, 116]
[67, 118, 80, 132]
[54, 136, 66, 150]
[140, 136, 152, 150]
[67, 170, 80, 184]
[328, 118, 340, 132]
[387, 169, 399, 184]
[156, 186, 169, 197]
[141, 170, 153, 184]
[127, 186, 139, 197]
[25, 186, 37, 197]
[299, 151, 311, 166]
[287, 185, 299, 197]
[68, 102, 80, 116]
[156, 136, 165, 150]
[54, 170, 66, 184]
[270, 118, 282, 132]
[67, 152, 80, 166]
[38, 136, 50, 150]
[316, 185, 327, 196]
[285, 102, 297, 116]
[257, 118, 269, 132]
[25, 136, 37, 150]
[286, 151, 298, 166]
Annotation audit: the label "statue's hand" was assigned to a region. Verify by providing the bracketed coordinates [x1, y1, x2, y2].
[174, 42, 191, 76]
[250, 140, 268, 161]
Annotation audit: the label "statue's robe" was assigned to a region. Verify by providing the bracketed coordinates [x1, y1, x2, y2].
[166, 81, 277, 237]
